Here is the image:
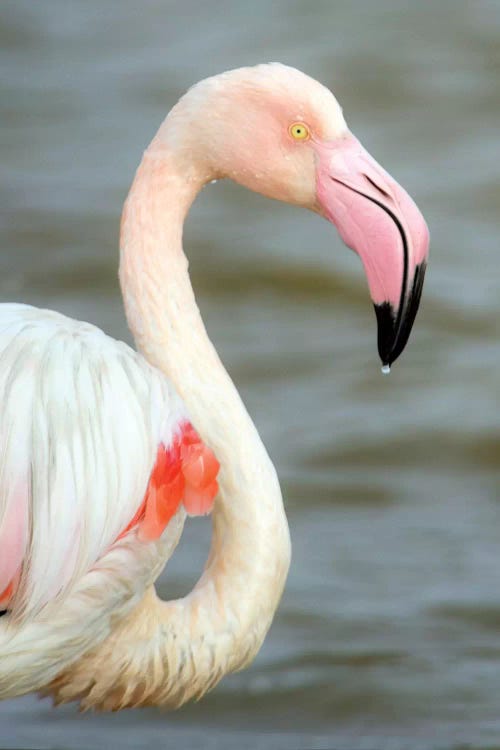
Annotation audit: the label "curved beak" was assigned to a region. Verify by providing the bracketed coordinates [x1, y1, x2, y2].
[315, 134, 429, 367]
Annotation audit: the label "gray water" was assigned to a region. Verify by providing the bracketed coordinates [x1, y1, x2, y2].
[1, 2, 500, 748]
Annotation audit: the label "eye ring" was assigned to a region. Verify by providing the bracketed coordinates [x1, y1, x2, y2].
[289, 122, 310, 141]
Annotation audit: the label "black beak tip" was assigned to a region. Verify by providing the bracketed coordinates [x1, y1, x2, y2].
[374, 301, 398, 366]
[373, 262, 427, 368]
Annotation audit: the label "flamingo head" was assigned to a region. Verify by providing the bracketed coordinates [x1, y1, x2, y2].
[166, 64, 429, 367]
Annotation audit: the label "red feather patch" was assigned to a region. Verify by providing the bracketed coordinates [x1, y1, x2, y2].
[0, 569, 20, 611]
[119, 422, 220, 543]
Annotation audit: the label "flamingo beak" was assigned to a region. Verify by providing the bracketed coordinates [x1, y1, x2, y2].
[315, 134, 429, 367]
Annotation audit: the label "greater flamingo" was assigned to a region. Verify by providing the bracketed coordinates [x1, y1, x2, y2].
[0, 64, 429, 710]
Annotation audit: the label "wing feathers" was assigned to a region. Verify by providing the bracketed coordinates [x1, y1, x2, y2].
[0, 304, 187, 621]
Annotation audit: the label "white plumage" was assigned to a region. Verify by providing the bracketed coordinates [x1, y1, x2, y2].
[0, 304, 187, 622]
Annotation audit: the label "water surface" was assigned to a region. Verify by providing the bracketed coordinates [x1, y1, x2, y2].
[1, 2, 500, 748]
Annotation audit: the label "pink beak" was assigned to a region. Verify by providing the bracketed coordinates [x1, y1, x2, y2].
[315, 134, 429, 367]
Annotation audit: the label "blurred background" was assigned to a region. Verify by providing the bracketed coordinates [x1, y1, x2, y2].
[1, 1, 500, 748]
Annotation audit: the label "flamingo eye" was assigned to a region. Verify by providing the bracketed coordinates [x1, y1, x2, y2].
[289, 122, 310, 141]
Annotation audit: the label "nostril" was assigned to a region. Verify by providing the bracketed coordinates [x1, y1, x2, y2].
[364, 174, 391, 199]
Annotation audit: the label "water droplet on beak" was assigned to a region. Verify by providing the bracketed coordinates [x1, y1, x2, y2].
[381, 364, 391, 376]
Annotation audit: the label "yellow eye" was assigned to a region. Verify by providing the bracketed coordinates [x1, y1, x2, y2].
[289, 122, 310, 141]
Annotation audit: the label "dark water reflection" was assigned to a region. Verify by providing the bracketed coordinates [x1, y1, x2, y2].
[1, 2, 500, 748]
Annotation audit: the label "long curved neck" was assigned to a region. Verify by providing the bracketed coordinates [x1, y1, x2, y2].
[118, 136, 291, 705]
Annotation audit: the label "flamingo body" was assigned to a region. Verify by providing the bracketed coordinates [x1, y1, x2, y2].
[0, 304, 217, 616]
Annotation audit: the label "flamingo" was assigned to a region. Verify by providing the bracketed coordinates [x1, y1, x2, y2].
[0, 64, 429, 710]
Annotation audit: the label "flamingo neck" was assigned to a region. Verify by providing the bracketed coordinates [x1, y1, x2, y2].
[118, 136, 291, 705]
